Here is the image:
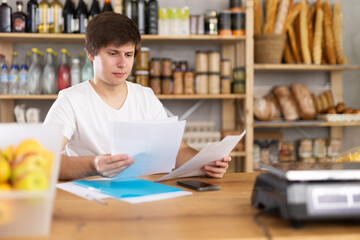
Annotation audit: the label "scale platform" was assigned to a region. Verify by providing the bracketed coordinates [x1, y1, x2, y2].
[251, 162, 360, 227]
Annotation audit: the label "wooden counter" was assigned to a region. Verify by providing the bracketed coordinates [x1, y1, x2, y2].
[8, 173, 360, 240]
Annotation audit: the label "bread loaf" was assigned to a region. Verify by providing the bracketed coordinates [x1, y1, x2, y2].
[290, 83, 316, 120]
[274, 0, 292, 34]
[333, 2, 348, 64]
[323, 0, 337, 64]
[300, 0, 311, 64]
[284, 2, 302, 33]
[273, 86, 299, 121]
[264, 0, 280, 34]
[324, 90, 334, 108]
[265, 93, 282, 120]
[312, 7, 323, 64]
[254, 97, 271, 121]
[311, 93, 320, 113]
[287, 25, 302, 63]
[308, 4, 316, 57]
[254, 0, 263, 35]
[284, 39, 295, 63]
[295, 16, 303, 62]
[319, 93, 329, 112]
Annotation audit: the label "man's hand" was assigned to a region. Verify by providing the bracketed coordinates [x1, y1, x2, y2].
[201, 156, 231, 178]
[93, 154, 134, 178]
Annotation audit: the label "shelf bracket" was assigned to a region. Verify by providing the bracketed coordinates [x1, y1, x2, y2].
[163, 100, 206, 121]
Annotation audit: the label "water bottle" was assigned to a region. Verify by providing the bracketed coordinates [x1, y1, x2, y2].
[0, 64, 8, 94]
[18, 64, 29, 95]
[42, 48, 57, 94]
[0, 54, 5, 68]
[71, 58, 81, 86]
[28, 48, 42, 94]
[8, 64, 19, 95]
[81, 55, 93, 82]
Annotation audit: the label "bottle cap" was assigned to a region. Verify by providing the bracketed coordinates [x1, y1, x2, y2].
[72, 58, 80, 64]
[12, 52, 18, 56]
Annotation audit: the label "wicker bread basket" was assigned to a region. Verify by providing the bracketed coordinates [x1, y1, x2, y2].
[254, 34, 286, 64]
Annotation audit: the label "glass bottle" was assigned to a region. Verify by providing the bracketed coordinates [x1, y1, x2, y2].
[28, 48, 42, 94]
[75, 0, 88, 34]
[137, 0, 145, 34]
[88, 0, 100, 22]
[71, 58, 81, 86]
[38, 0, 50, 33]
[57, 48, 71, 91]
[25, 52, 31, 68]
[81, 55, 93, 82]
[122, 0, 131, 19]
[42, 48, 57, 94]
[8, 52, 19, 95]
[18, 64, 29, 95]
[0, 54, 5, 68]
[114, 0, 122, 14]
[27, 0, 38, 33]
[147, 0, 158, 34]
[63, 0, 75, 33]
[0, 64, 8, 94]
[12, 1, 28, 33]
[49, 0, 63, 33]
[131, 0, 137, 23]
[0, 0, 12, 32]
[103, 0, 113, 12]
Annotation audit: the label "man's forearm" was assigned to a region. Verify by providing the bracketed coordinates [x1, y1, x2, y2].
[176, 141, 198, 168]
[59, 155, 97, 181]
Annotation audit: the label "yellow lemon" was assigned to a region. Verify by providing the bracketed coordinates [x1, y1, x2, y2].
[0, 157, 11, 183]
[1, 145, 15, 162]
[0, 182, 11, 191]
[14, 139, 46, 158]
[13, 171, 49, 191]
[11, 153, 48, 183]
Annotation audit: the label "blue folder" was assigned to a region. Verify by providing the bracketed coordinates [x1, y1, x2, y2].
[74, 177, 184, 199]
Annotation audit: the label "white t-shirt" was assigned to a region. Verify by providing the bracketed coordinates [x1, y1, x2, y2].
[44, 81, 168, 156]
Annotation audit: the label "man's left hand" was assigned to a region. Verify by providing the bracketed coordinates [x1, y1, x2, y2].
[201, 156, 232, 178]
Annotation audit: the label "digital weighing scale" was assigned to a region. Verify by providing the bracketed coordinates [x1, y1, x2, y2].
[251, 162, 360, 227]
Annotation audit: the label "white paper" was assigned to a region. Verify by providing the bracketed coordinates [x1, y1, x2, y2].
[56, 182, 109, 200]
[156, 130, 246, 181]
[108, 118, 186, 179]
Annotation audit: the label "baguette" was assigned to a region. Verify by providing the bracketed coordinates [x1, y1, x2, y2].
[300, 0, 311, 64]
[323, 0, 337, 64]
[333, 2, 348, 64]
[324, 90, 334, 108]
[264, 0, 279, 34]
[284, 39, 295, 63]
[311, 93, 320, 113]
[295, 16, 303, 62]
[274, 0, 291, 34]
[287, 25, 302, 63]
[283, 2, 302, 33]
[312, 7, 324, 64]
[308, 4, 316, 56]
[254, 0, 263, 35]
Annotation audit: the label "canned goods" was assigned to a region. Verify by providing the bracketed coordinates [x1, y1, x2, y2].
[161, 58, 172, 77]
[221, 58, 231, 77]
[162, 77, 173, 94]
[208, 73, 220, 94]
[313, 138, 326, 158]
[231, 11, 245, 36]
[195, 73, 208, 94]
[221, 76, 231, 94]
[230, 0, 243, 12]
[136, 47, 149, 71]
[298, 139, 313, 158]
[150, 58, 161, 77]
[233, 67, 246, 81]
[327, 138, 342, 157]
[232, 81, 245, 94]
[218, 11, 232, 35]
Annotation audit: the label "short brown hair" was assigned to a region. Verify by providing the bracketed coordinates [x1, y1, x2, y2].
[85, 12, 141, 57]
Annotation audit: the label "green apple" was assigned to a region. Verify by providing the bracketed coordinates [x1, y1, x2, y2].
[11, 153, 48, 183]
[13, 171, 49, 191]
[0, 157, 11, 183]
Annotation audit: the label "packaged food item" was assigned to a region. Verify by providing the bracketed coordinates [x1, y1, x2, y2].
[327, 138, 342, 158]
[218, 10, 232, 35]
[150, 77, 161, 94]
[204, 10, 217, 35]
[161, 58, 172, 77]
[135, 71, 149, 87]
[298, 139, 312, 158]
[173, 69, 183, 95]
[221, 58, 231, 77]
[208, 73, 220, 94]
[184, 69, 195, 94]
[279, 142, 296, 162]
[190, 15, 198, 35]
[233, 67, 245, 81]
[136, 47, 149, 71]
[221, 76, 231, 94]
[179, 61, 188, 72]
[195, 73, 208, 94]
[161, 77, 173, 94]
[230, 0, 243, 12]
[334, 147, 360, 162]
[208, 51, 220, 72]
[313, 138, 326, 158]
[195, 51, 208, 72]
[150, 58, 161, 77]
[231, 11, 245, 35]
[232, 81, 245, 94]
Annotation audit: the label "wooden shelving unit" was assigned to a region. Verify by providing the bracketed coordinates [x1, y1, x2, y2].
[255, 64, 360, 71]
[254, 121, 360, 128]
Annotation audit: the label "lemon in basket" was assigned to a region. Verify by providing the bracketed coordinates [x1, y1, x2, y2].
[0, 157, 10, 184]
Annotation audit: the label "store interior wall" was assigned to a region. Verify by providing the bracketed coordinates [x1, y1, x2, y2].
[6, 0, 360, 151]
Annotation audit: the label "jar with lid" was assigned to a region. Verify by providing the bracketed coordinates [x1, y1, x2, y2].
[231, 11, 245, 36]
[313, 138, 326, 158]
[208, 51, 220, 72]
[150, 58, 161, 77]
[230, 0, 243, 12]
[195, 73, 208, 94]
[135, 71, 149, 87]
[184, 69, 195, 94]
[221, 76, 231, 94]
[208, 73, 220, 94]
[136, 47, 149, 71]
[221, 58, 231, 76]
[150, 77, 161, 94]
[190, 15, 198, 35]
[327, 138, 341, 158]
[179, 61, 188, 72]
[161, 58, 172, 77]
[233, 67, 245, 81]
[298, 139, 313, 158]
[218, 11, 232, 36]
[162, 77, 173, 94]
[232, 81, 245, 93]
[195, 51, 208, 72]
[173, 69, 183, 95]
[204, 10, 218, 35]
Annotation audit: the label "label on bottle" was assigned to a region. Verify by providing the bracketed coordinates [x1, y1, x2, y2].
[36, 8, 43, 25]
[14, 18, 25, 31]
[47, 8, 54, 25]
[19, 74, 28, 83]
[0, 75, 8, 83]
[8, 74, 18, 83]
[73, 18, 79, 32]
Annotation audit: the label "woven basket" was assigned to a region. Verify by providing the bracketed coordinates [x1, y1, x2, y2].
[254, 34, 286, 64]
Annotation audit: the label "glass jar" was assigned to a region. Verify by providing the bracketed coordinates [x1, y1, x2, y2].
[161, 77, 173, 94]
[208, 51, 220, 72]
[233, 67, 246, 81]
[195, 73, 208, 94]
[221, 76, 231, 94]
[231, 11, 245, 36]
[195, 51, 208, 72]
[150, 77, 161, 94]
[230, 0, 243, 12]
[179, 61, 188, 72]
[218, 10, 232, 36]
[150, 58, 161, 77]
[136, 47, 149, 71]
[135, 70, 149, 87]
[173, 69, 183, 95]
[232, 81, 245, 94]
[208, 73, 220, 94]
[184, 69, 195, 94]
[204, 10, 218, 35]
[190, 15, 198, 35]
[221, 58, 231, 76]
[161, 58, 172, 77]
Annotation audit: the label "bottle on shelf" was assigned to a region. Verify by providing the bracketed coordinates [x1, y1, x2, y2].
[0, 0, 12, 32]
[75, 0, 88, 34]
[103, 0, 113, 12]
[137, 0, 145, 34]
[8, 52, 20, 95]
[28, 48, 42, 94]
[18, 64, 29, 95]
[158, 8, 169, 36]
[25, 52, 31, 68]
[38, 0, 50, 33]
[71, 58, 81, 86]
[81, 55, 93, 82]
[49, 0, 63, 33]
[130, 0, 137, 23]
[122, 0, 131, 19]
[88, 0, 100, 22]
[147, 0, 158, 34]
[57, 48, 71, 91]
[0, 64, 8, 94]
[180, 7, 190, 35]
[0, 54, 5, 68]
[114, 0, 122, 14]
[62, 0, 75, 33]
[27, 0, 38, 33]
[12, 1, 28, 33]
[42, 48, 57, 94]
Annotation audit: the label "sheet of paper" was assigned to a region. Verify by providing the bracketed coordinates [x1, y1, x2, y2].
[156, 130, 246, 181]
[108, 119, 186, 179]
[56, 182, 109, 200]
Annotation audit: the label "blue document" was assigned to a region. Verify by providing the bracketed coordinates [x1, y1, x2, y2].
[74, 177, 184, 199]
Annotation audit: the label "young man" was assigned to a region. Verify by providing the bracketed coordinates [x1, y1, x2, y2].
[44, 12, 231, 181]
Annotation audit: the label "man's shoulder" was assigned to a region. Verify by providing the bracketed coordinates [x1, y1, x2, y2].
[127, 81, 155, 97]
[58, 81, 90, 98]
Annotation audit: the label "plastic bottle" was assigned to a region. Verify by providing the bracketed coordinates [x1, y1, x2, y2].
[0, 64, 8, 94]
[0, 0, 12, 32]
[71, 58, 81, 86]
[28, 48, 42, 94]
[18, 64, 29, 94]
[38, 0, 50, 33]
[8, 52, 20, 95]
[27, 0, 38, 33]
[42, 48, 57, 94]
[81, 55, 93, 82]
[57, 48, 71, 91]
[49, 0, 63, 33]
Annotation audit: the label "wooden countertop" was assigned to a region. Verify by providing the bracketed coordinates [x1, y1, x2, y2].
[7, 173, 360, 240]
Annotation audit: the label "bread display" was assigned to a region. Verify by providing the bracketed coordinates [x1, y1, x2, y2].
[274, 0, 292, 34]
[290, 83, 316, 120]
[322, 0, 337, 64]
[254, 0, 263, 35]
[335, 102, 347, 113]
[300, 0, 311, 64]
[254, 97, 271, 121]
[264, 0, 280, 34]
[333, 2, 348, 64]
[273, 86, 299, 121]
[312, 6, 323, 64]
[265, 93, 282, 120]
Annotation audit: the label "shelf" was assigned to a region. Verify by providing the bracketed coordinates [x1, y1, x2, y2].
[229, 151, 246, 157]
[0, 33, 246, 44]
[254, 120, 360, 128]
[0, 94, 246, 100]
[254, 64, 360, 71]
